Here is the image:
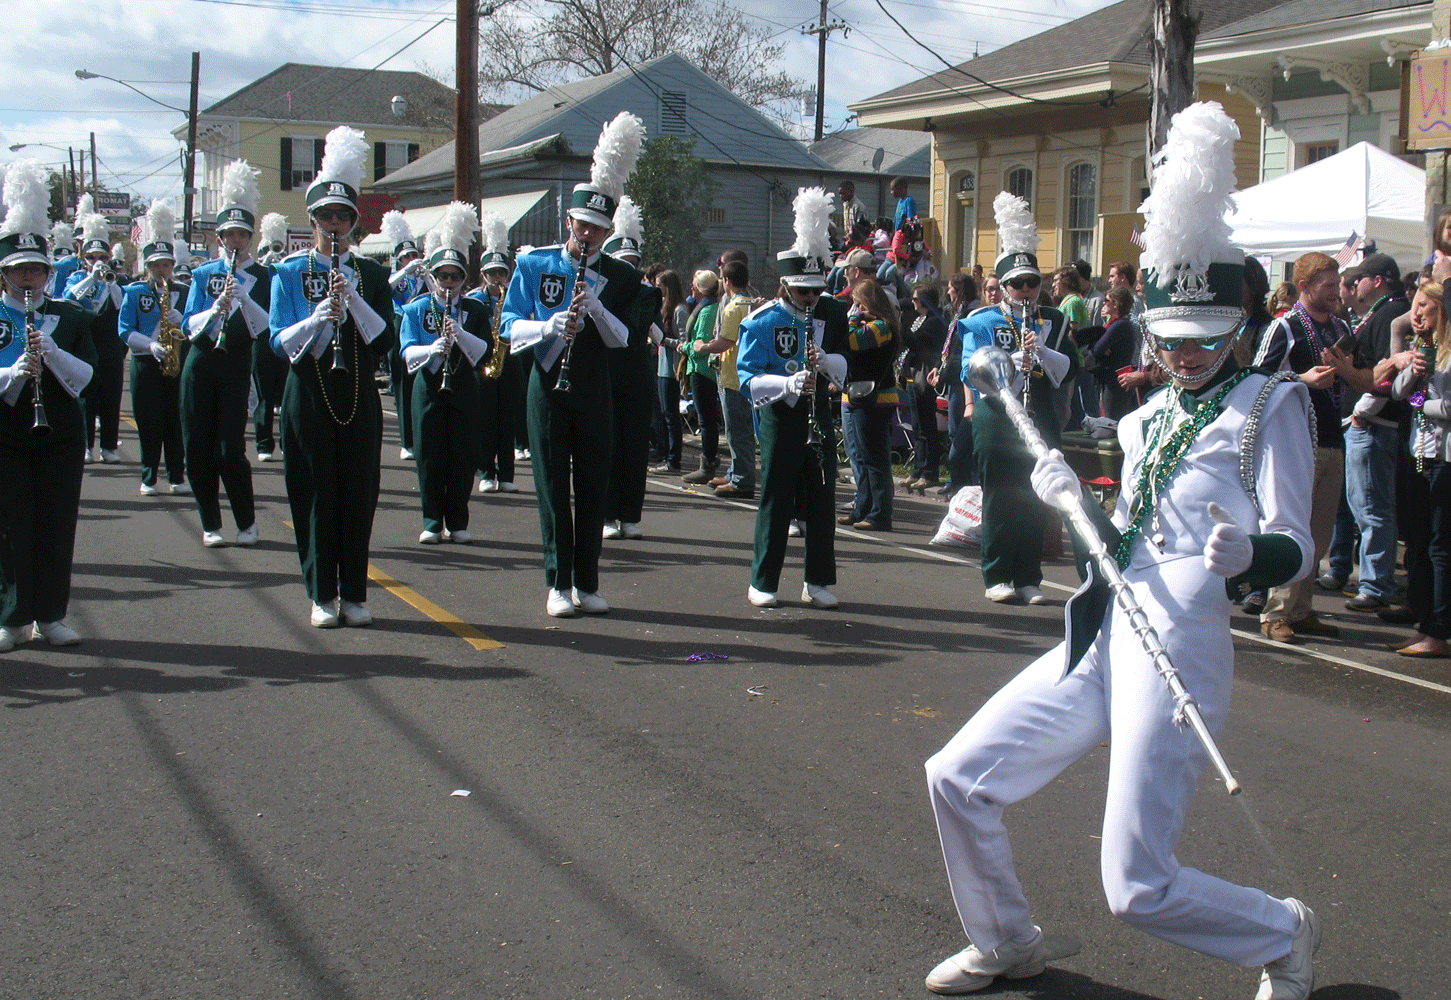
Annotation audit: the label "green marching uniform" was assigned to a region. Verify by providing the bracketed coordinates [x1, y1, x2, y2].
[465, 280, 521, 489]
[603, 278, 659, 529]
[0, 291, 96, 629]
[269, 247, 395, 609]
[119, 277, 190, 490]
[401, 291, 490, 536]
[182, 256, 268, 537]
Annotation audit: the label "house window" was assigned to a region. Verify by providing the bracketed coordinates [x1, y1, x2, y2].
[955, 171, 976, 269]
[1131, 156, 1149, 206]
[660, 91, 688, 134]
[1064, 162, 1097, 265]
[707, 206, 726, 225]
[375, 140, 420, 182]
[1305, 142, 1338, 164]
[1004, 166, 1033, 208]
[279, 136, 322, 192]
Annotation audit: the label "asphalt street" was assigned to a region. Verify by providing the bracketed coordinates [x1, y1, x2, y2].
[2, 404, 1446, 1000]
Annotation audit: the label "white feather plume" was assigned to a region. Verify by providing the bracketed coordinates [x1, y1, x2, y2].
[316, 125, 369, 192]
[434, 201, 479, 254]
[219, 159, 261, 214]
[423, 229, 441, 255]
[0, 159, 51, 239]
[75, 193, 95, 218]
[143, 200, 177, 246]
[78, 210, 108, 244]
[790, 186, 833, 262]
[589, 111, 646, 201]
[993, 191, 1038, 258]
[480, 210, 508, 254]
[379, 210, 413, 249]
[1139, 101, 1242, 279]
[259, 212, 288, 247]
[110, 242, 124, 259]
[612, 196, 643, 244]
[51, 219, 75, 247]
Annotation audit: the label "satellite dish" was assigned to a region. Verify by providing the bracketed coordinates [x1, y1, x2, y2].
[871, 147, 885, 172]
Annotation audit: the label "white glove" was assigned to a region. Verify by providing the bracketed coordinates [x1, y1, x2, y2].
[148, 339, 168, 362]
[166, 308, 183, 327]
[1203, 502, 1253, 578]
[579, 283, 606, 320]
[1030, 449, 1079, 510]
[545, 310, 571, 338]
[428, 337, 450, 357]
[785, 370, 810, 396]
[310, 297, 336, 327]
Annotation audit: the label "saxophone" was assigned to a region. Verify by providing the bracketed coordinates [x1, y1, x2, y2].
[478, 284, 506, 379]
[154, 277, 184, 377]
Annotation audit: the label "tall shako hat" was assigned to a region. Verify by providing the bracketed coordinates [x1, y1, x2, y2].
[216, 160, 261, 233]
[306, 126, 368, 215]
[75, 194, 109, 256]
[379, 210, 419, 263]
[569, 111, 646, 231]
[425, 201, 480, 274]
[258, 212, 288, 252]
[993, 191, 1039, 283]
[777, 187, 833, 288]
[480, 209, 510, 273]
[0, 159, 53, 268]
[141, 201, 177, 264]
[1139, 101, 1244, 344]
[602, 195, 643, 261]
[50, 220, 76, 257]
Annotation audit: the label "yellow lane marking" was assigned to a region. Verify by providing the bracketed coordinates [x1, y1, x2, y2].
[367, 565, 505, 651]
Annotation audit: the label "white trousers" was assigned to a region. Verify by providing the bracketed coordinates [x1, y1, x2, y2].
[926, 558, 1299, 967]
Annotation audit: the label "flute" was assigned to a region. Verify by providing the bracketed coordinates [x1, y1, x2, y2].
[967, 345, 1242, 796]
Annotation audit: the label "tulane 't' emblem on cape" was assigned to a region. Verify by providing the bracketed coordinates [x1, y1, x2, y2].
[0, 318, 12, 350]
[207, 274, 227, 299]
[138, 292, 156, 313]
[773, 325, 798, 361]
[302, 273, 329, 303]
[423, 310, 441, 334]
[992, 325, 1016, 351]
[539, 272, 567, 310]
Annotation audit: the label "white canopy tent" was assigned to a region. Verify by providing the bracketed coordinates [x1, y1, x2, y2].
[1226, 142, 1427, 274]
[358, 189, 551, 257]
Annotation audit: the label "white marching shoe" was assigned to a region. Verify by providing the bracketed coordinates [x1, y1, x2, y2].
[400, 447, 414, 460]
[170, 481, 191, 495]
[787, 519, 804, 537]
[1256, 899, 1319, 1000]
[256, 451, 273, 463]
[202, 530, 227, 548]
[571, 588, 609, 614]
[0, 624, 32, 651]
[985, 583, 1018, 603]
[100, 448, 120, 463]
[602, 521, 623, 540]
[419, 530, 443, 544]
[235, 525, 258, 546]
[801, 582, 838, 608]
[479, 476, 499, 493]
[138, 483, 159, 496]
[36, 621, 81, 646]
[546, 589, 577, 617]
[925, 926, 1046, 994]
[340, 601, 372, 627]
[1018, 585, 1049, 605]
[747, 585, 779, 608]
[499, 481, 519, 493]
[449, 529, 472, 544]
[310, 602, 340, 628]
[619, 522, 643, 539]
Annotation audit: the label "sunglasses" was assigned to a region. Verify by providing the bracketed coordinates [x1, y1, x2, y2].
[1153, 334, 1229, 353]
[434, 269, 466, 282]
[795, 287, 824, 297]
[313, 208, 355, 223]
[1005, 275, 1041, 291]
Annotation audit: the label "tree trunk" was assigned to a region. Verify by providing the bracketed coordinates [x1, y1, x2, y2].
[1146, 0, 1199, 172]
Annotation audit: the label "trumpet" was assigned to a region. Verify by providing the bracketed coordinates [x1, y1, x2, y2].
[154, 277, 184, 378]
[329, 232, 348, 373]
[478, 284, 506, 380]
[23, 290, 50, 436]
[554, 238, 585, 394]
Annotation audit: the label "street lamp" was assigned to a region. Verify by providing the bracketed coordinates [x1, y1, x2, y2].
[76, 56, 200, 244]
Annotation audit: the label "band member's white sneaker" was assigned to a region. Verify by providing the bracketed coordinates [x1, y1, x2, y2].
[602, 521, 623, 539]
[985, 584, 1018, 603]
[925, 926, 1046, 994]
[0, 624, 32, 651]
[139, 483, 159, 496]
[479, 476, 498, 493]
[1018, 585, 1049, 605]
[100, 449, 120, 463]
[236, 525, 258, 546]
[514, 448, 530, 461]
[499, 482, 519, 493]
[419, 530, 443, 544]
[801, 583, 838, 608]
[170, 481, 191, 495]
[787, 520, 804, 537]
[311, 602, 340, 628]
[340, 601, 372, 627]
[1256, 899, 1318, 1000]
[256, 451, 273, 463]
[35, 621, 82, 646]
[449, 530, 472, 544]
[400, 447, 414, 460]
[202, 530, 227, 548]
[546, 589, 577, 617]
[572, 588, 609, 614]
[747, 586, 779, 608]
[620, 522, 643, 539]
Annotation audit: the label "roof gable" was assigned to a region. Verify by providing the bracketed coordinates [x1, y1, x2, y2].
[1203, 0, 1429, 37]
[809, 128, 929, 176]
[202, 62, 465, 127]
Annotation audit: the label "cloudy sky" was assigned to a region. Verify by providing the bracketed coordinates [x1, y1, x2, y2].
[0, 0, 1114, 206]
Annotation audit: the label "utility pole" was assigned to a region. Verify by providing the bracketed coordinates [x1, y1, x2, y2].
[456, 0, 481, 270]
[89, 132, 97, 193]
[802, 0, 848, 142]
[183, 51, 200, 246]
[69, 147, 80, 204]
[1146, 0, 1199, 168]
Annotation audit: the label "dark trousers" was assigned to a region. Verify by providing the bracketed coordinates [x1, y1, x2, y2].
[414, 366, 482, 533]
[130, 353, 186, 487]
[528, 364, 613, 593]
[945, 383, 976, 489]
[1422, 460, 1451, 640]
[845, 403, 893, 527]
[753, 398, 835, 592]
[909, 382, 941, 481]
[975, 397, 1045, 589]
[605, 377, 652, 524]
[655, 375, 682, 468]
[180, 341, 256, 532]
[391, 348, 415, 451]
[690, 372, 721, 471]
[252, 334, 287, 455]
[82, 347, 125, 452]
[477, 350, 520, 483]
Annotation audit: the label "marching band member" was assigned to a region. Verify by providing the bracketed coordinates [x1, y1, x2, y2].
[600, 196, 656, 540]
[467, 210, 520, 493]
[252, 211, 289, 461]
[180, 160, 268, 548]
[736, 188, 848, 609]
[956, 192, 1078, 604]
[118, 201, 190, 496]
[0, 160, 97, 651]
[924, 104, 1319, 1000]
[502, 111, 645, 618]
[382, 210, 427, 461]
[63, 204, 127, 464]
[48, 219, 77, 297]
[399, 203, 491, 544]
[269, 126, 394, 628]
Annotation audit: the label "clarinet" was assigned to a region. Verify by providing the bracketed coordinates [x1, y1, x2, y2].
[555, 238, 585, 394]
[801, 309, 828, 485]
[23, 290, 50, 436]
[213, 247, 240, 355]
[329, 232, 348, 372]
[438, 289, 457, 394]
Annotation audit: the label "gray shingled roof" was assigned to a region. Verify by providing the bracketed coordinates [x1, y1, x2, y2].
[809, 128, 929, 177]
[1203, 0, 1428, 37]
[201, 62, 487, 126]
[860, 0, 1286, 107]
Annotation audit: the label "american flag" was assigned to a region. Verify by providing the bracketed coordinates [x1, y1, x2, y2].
[129, 219, 143, 246]
[1129, 224, 1146, 250]
[1333, 231, 1359, 266]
